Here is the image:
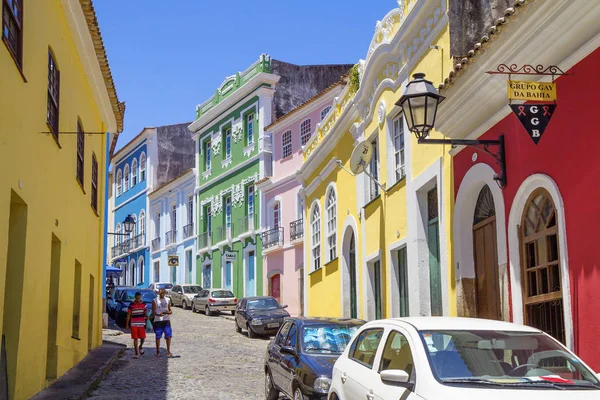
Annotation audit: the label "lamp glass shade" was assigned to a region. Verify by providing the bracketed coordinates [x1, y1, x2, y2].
[396, 73, 444, 139]
[123, 215, 136, 233]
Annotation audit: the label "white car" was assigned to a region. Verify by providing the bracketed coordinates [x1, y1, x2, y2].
[329, 317, 600, 400]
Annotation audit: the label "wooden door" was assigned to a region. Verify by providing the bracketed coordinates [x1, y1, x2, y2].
[473, 217, 501, 320]
[271, 274, 281, 302]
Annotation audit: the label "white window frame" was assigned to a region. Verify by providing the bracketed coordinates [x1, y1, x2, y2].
[131, 158, 138, 186]
[171, 204, 177, 235]
[139, 210, 146, 236]
[116, 169, 122, 196]
[326, 185, 337, 262]
[123, 163, 130, 192]
[140, 152, 146, 181]
[311, 202, 321, 271]
[225, 196, 232, 228]
[281, 130, 292, 158]
[115, 223, 122, 245]
[204, 139, 212, 171]
[393, 116, 405, 183]
[273, 201, 281, 229]
[300, 119, 312, 146]
[138, 256, 144, 285]
[321, 106, 332, 121]
[187, 195, 194, 226]
[367, 137, 380, 201]
[130, 259, 136, 286]
[153, 260, 160, 283]
[247, 185, 254, 217]
[247, 113, 255, 144]
[225, 128, 232, 159]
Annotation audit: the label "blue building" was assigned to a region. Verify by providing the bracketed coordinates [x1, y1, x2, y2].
[149, 169, 197, 285]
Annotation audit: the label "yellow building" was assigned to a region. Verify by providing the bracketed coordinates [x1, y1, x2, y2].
[298, 0, 455, 320]
[0, 1, 123, 398]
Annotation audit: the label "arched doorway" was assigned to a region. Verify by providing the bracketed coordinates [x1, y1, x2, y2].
[270, 274, 281, 302]
[520, 189, 565, 343]
[348, 234, 357, 318]
[129, 260, 136, 286]
[341, 223, 358, 319]
[472, 185, 501, 320]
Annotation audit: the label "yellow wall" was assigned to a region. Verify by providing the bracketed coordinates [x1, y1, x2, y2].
[303, 1, 456, 320]
[0, 2, 109, 398]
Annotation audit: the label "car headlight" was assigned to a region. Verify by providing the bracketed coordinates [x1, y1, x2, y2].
[250, 319, 263, 325]
[313, 376, 331, 392]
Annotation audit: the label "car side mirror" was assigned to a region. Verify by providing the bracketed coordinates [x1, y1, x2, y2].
[282, 304, 288, 309]
[380, 370, 410, 384]
[281, 346, 297, 357]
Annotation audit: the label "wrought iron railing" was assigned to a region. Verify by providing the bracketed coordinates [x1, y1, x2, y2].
[262, 227, 284, 249]
[165, 230, 177, 246]
[151, 237, 161, 252]
[237, 214, 255, 235]
[198, 231, 211, 250]
[290, 218, 303, 241]
[183, 223, 194, 239]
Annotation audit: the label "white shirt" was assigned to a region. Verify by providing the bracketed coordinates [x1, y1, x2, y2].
[153, 297, 170, 322]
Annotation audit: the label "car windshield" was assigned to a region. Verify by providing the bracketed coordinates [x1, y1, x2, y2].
[420, 330, 599, 389]
[183, 286, 202, 294]
[157, 283, 173, 290]
[247, 298, 280, 310]
[302, 324, 360, 355]
[211, 290, 234, 298]
[122, 290, 156, 302]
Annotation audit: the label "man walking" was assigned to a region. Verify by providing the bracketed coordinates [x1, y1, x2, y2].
[125, 291, 147, 359]
[152, 288, 173, 357]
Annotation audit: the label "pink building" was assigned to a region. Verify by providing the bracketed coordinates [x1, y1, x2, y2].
[258, 82, 345, 316]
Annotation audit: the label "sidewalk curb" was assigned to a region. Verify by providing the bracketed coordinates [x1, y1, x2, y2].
[31, 340, 126, 400]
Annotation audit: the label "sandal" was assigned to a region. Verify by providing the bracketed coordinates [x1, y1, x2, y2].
[166, 352, 173, 357]
[139, 349, 145, 355]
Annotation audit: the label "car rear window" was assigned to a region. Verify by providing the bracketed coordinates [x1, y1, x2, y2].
[183, 286, 203, 293]
[212, 290, 234, 298]
[157, 283, 173, 289]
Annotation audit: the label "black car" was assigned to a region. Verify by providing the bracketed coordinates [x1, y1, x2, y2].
[113, 288, 157, 328]
[265, 317, 365, 400]
[235, 296, 290, 338]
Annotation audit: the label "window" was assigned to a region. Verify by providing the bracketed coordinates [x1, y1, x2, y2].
[204, 139, 211, 171]
[124, 164, 130, 192]
[273, 202, 280, 229]
[326, 188, 337, 262]
[311, 203, 321, 271]
[139, 152, 146, 181]
[246, 113, 254, 144]
[76, 120, 85, 186]
[378, 331, 414, 376]
[349, 329, 384, 369]
[225, 128, 231, 159]
[153, 261, 160, 282]
[247, 185, 254, 220]
[281, 130, 292, 158]
[188, 195, 194, 225]
[300, 119, 312, 146]
[276, 321, 293, 346]
[116, 169, 122, 196]
[225, 196, 232, 228]
[171, 204, 177, 233]
[2, 0, 23, 67]
[72, 261, 82, 338]
[397, 247, 409, 317]
[130, 214, 137, 240]
[155, 212, 161, 237]
[367, 137, 380, 201]
[47, 50, 60, 139]
[374, 260, 382, 320]
[91, 154, 98, 212]
[285, 324, 298, 347]
[138, 257, 144, 284]
[131, 158, 138, 186]
[204, 204, 212, 233]
[321, 106, 332, 121]
[393, 116, 405, 182]
[203, 263, 212, 288]
[139, 210, 146, 236]
[115, 223, 122, 245]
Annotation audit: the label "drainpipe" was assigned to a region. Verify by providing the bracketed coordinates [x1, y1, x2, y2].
[101, 132, 111, 329]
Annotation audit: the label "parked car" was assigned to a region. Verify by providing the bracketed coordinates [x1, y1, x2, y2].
[329, 317, 600, 400]
[192, 289, 237, 316]
[235, 296, 290, 339]
[148, 282, 173, 295]
[106, 285, 130, 320]
[265, 317, 365, 400]
[170, 284, 203, 309]
[113, 288, 157, 328]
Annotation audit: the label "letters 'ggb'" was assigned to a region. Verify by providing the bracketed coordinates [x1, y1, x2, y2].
[510, 104, 557, 145]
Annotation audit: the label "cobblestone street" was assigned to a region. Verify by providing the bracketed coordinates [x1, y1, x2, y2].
[90, 307, 275, 399]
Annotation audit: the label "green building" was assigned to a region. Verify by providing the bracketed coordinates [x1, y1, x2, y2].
[189, 54, 352, 298]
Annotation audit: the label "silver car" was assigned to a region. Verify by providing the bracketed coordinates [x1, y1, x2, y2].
[191, 288, 237, 316]
[148, 282, 173, 295]
[169, 284, 203, 309]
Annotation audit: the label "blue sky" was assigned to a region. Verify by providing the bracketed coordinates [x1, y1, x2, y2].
[94, 1, 394, 149]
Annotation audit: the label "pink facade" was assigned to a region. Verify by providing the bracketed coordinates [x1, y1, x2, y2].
[260, 85, 343, 316]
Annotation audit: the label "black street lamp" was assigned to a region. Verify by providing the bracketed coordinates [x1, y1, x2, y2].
[396, 73, 507, 189]
[107, 214, 136, 236]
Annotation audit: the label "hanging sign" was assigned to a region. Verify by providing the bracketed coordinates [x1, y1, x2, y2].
[510, 104, 557, 145]
[507, 80, 557, 101]
[223, 251, 237, 262]
[168, 255, 179, 267]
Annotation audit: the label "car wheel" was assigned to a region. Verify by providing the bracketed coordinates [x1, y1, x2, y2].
[235, 320, 241, 333]
[205, 305, 212, 316]
[293, 387, 304, 400]
[248, 324, 258, 339]
[191, 302, 196, 313]
[182, 300, 188, 310]
[265, 370, 279, 400]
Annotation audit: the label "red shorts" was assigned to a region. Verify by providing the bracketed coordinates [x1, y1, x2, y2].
[130, 326, 146, 339]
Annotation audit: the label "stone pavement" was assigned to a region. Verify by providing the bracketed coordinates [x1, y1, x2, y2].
[88, 307, 279, 399]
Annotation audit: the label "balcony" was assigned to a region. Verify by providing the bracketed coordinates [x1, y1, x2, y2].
[262, 227, 284, 250]
[183, 223, 194, 239]
[215, 224, 234, 243]
[165, 230, 177, 246]
[198, 231, 211, 250]
[131, 233, 145, 249]
[151, 237, 161, 252]
[237, 214, 256, 236]
[290, 218, 303, 241]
